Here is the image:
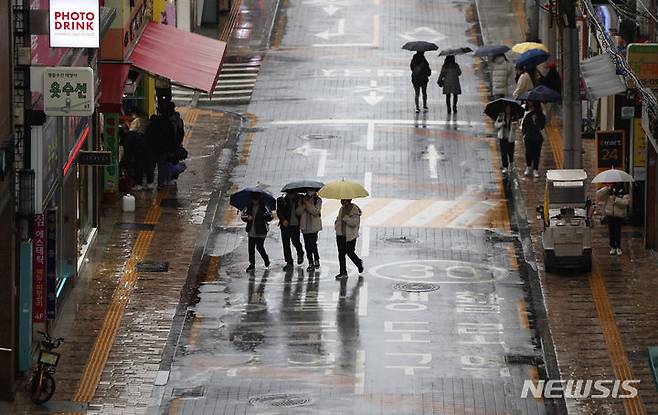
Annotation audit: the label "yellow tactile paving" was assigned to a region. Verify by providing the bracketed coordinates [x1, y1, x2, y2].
[589, 264, 647, 415]
[71, 192, 168, 404]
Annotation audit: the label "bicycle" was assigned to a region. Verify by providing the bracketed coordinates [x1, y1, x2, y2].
[27, 331, 63, 404]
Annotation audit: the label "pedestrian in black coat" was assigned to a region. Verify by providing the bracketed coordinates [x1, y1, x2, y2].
[242, 193, 273, 272]
[521, 102, 546, 177]
[276, 191, 304, 270]
[410, 51, 431, 113]
[145, 104, 177, 187]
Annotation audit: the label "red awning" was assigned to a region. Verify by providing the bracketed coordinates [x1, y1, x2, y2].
[129, 23, 227, 94]
[99, 63, 131, 113]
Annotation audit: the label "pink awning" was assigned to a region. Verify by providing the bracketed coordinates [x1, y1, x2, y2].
[129, 23, 227, 94]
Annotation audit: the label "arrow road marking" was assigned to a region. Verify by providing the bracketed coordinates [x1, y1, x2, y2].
[399, 27, 446, 43]
[293, 143, 328, 177]
[361, 80, 386, 106]
[315, 19, 345, 40]
[323, 5, 341, 15]
[422, 144, 447, 179]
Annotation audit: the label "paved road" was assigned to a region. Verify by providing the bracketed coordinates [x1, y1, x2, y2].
[154, 0, 548, 413]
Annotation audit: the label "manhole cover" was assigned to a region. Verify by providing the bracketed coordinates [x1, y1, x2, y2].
[136, 261, 169, 272]
[249, 393, 313, 408]
[393, 282, 440, 292]
[300, 134, 338, 140]
[384, 236, 419, 244]
[171, 386, 205, 397]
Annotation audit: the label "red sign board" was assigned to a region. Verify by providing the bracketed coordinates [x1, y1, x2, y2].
[32, 213, 46, 322]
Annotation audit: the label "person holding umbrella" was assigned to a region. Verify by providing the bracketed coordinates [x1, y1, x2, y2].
[317, 179, 369, 280]
[494, 103, 521, 173]
[596, 183, 629, 255]
[410, 51, 432, 113]
[276, 190, 304, 271]
[438, 55, 462, 114]
[297, 190, 323, 271]
[513, 66, 535, 99]
[491, 54, 514, 99]
[521, 101, 546, 177]
[593, 169, 634, 256]
[231, 189, 275, 272]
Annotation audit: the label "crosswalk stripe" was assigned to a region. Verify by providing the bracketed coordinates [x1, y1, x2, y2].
[198, 96, 252, 102]
[223, 197, 506, 230]
[222, 63, 261, 67]
[213, 89, 255, 95]
[221, 67, 260, 72]
[218, 73, 259, 78]
[215, 81, 257, 86]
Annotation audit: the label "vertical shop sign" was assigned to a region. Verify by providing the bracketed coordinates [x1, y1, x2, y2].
[634, 118, 647, 180]
[103, 113, 119, 192]
[32, 213, 46, 323]
[46, 209, 58, 320]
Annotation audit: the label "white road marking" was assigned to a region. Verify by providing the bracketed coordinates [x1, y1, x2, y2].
[366, 121, 375, 150]
[355, 350, 366, 394]
[422, 144, 447, 179]
[323, 4, 341, 15]
[358, 282, 368, 316]
[311, 42, 374, 48]
[317, 149, 327, 177]
[400, 200, 453, 227]
[360, 226, 370, 258]
[363, 199, 415, 226]
[272, 119, 485, 127]
[399, 27, 446, 42]
[315, 19, 345, 40]
[364, 171, 372, 194]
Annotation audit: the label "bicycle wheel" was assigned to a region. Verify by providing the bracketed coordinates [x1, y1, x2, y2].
[29, 371, 56, 404]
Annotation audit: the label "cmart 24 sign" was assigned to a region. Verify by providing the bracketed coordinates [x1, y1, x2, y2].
[49, 0, 99, 48]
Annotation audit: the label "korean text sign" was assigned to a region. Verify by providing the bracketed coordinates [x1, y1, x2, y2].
[43, 67, 94, 116]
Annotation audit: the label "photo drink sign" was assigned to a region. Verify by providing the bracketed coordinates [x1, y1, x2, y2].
[49, 0, 100, 48]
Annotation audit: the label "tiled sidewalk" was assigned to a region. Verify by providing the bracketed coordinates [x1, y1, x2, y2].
[475, 1, 658, 414]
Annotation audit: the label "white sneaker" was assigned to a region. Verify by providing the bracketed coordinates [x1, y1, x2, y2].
[610, 248, 616, 255]
[524, 166, 531, 176]
[501, 167, 508, 174]
[533, 170, 540, 178]
[616, 248, 622, 256]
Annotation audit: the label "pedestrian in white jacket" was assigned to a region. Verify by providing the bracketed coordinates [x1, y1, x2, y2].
[491, 55, 513, 98]
[297, 191, 322, 271]
[513, 66, 534, 99]
[334, 199, 364, 279]
[596, 184, 630, 256]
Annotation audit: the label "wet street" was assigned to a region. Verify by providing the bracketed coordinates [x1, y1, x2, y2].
[155, 0, 547, 413]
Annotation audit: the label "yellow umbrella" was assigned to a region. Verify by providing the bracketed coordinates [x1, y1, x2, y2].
[318, 179, 369, 200]
[511, 42, 548, 54]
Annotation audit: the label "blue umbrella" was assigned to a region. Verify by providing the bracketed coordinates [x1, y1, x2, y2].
[516, 49, 549, 68]
[230, 187, 276, 211]
[474, 45, 510, 57]
[517, 85, 561, 102]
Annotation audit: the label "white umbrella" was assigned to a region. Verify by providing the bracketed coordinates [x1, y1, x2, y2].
[591, 168, 634, 183]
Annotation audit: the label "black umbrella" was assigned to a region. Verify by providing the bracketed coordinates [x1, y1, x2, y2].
[517, 85, 561, 102]
[401, 41, 439, 52]
[230, 187, 276, 211]
[439, 47, 473, 56]
[474, 45, 510, 57]
[484, 98, 525, 120]
[281, 180, 325, 192]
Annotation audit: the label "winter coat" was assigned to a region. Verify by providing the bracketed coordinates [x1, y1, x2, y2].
[597, 187, 630, 218]
[241, 202, 273, 237]
[521, 109, 545, 142]
[296, 196, 322, 234]
[495, 114, 518, 143]
[410, 54, 431, 87]
[513, 72, 534, 98]
[491, 56, 513, 96]
[276, 195, 301, 227]
[438, 63, 462, 95]
[335, 203, 361, 242]
[146, 114, 177, 155]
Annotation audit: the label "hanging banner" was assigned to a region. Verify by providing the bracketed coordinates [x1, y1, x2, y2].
[43, 67, 94, 116]
[49, 0, 100, 48]
[46, 209, 58, 320]
[32, 213, 46, 323]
